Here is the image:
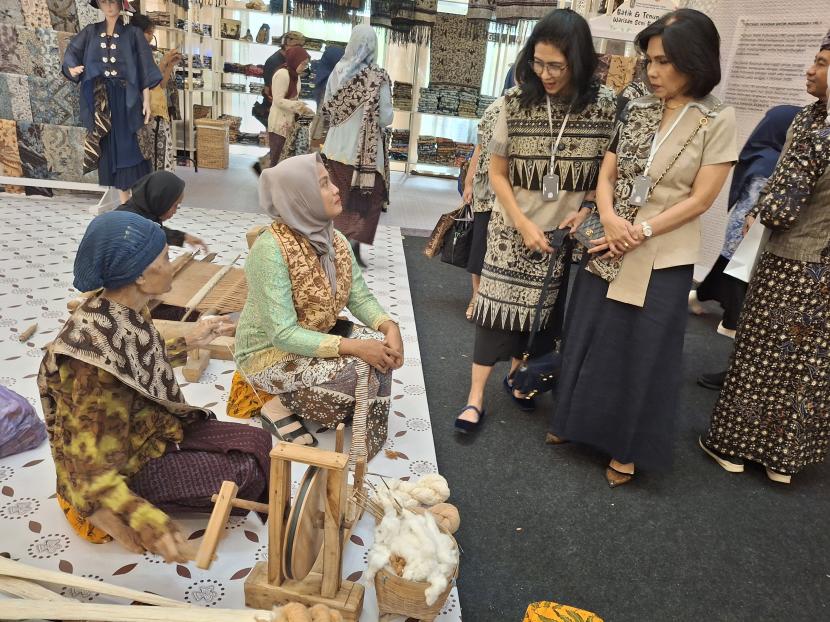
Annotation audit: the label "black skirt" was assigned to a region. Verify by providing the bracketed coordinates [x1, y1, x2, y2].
[550, 258, 693, 469]
[466, 210, 491, 276]
[694, 254, 748, 330]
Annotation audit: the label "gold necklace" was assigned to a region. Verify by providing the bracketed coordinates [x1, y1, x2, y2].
[663, 100, 684, 110]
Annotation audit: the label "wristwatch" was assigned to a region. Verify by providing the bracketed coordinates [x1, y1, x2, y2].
[640, 221, 653, 239]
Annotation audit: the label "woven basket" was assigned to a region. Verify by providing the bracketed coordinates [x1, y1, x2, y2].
[195, 119, 230, 169]
[374, 536, 458, 622]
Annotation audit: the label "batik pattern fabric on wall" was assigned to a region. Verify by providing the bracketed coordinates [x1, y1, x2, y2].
[46, 0, 80, 33]
[74, 0, 100, 29]
[42, 124, 86, 182]
[16, 123, 53, 196]
[0, 0, 25, 24]
[467, 0, 496, 21]
[605, 54, 637, 94]
[29, 77, 81, 126]
[429, 13, 487, 90]
[57, 29, 75, 60]
[21, 0, 52, 29]
[0, 25, 30, 75]
[0, 120, 25, 194]
[495, 0, 558, 22]
[0, 74, 33, 123]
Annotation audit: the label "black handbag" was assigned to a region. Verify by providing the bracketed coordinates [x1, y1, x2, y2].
[252, 99, 269, 128]
[510, 229, 571, 398]
[440, 203, 474, 268]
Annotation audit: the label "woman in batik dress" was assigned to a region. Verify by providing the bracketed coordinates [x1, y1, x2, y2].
[322, 25, 394, 264]
[453, 9, 617, 433]
[230, 153, 403, 458]
[701, 33, 830, 485]
[38, 211, 271, 561]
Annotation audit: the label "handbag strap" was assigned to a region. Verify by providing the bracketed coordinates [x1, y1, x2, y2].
[522, 228, 570, 359]
[648, 104, 723, 193]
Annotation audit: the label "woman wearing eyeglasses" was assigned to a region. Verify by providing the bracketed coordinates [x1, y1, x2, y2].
[454, 9, 617, 434]
[549, 10, 737, 487]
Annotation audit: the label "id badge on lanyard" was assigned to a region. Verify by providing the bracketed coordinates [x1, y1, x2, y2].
[631, 106, 689, 207]
[542, 96, 570, 202]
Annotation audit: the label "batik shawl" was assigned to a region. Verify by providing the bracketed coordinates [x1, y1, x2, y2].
[495, 0, 558, 22]
[502, 84, 617, 192]
[322, 64, 391, 193]
[757, 101, 830, 231]
[39, 295, 204, 417]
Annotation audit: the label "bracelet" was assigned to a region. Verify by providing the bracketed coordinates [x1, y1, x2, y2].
[581, 200, 597, 211]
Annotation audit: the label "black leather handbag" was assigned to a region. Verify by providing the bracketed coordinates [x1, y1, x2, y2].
[440, 203, 474, 268]
[510, 229, 571, 398]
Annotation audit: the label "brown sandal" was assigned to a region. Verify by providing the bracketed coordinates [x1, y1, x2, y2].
[465, 297, 476, 322]
[605, 465, 635, 488]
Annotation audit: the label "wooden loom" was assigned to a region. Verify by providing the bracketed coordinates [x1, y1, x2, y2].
[196, 425, 367, 621]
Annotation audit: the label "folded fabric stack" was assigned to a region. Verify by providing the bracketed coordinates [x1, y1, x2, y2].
[417, 135, 438, 162]
[437, 87, 460, 115]
[221, 82, 247, 92]
[457, 90, 478, 118]
[325, 40, 349, 49]
[218, 114, 242, 143]
[476, 94, 496, 117]
[191, 55, 212, 70]
[147, 11, 170, 26]
[245, 65, 263, 77]
[305, 38, 325, 51]
[417, 88, 440, 114]
[390, 129, 410, 161]
[249, 82, 264, 94]
[393, 82, 413, 111]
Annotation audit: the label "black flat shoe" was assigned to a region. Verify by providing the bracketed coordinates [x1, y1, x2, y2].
[503, 376, 536, 412]
[454, 405, 485, 434]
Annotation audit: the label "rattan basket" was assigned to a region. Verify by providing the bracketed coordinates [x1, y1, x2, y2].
[195, 119, 230, 169]
[374, 538, 458, 622]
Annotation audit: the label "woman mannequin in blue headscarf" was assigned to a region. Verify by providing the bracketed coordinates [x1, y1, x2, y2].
[322, 25, 393, 265]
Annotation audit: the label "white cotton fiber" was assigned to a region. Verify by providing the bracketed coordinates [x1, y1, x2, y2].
[365, 507, 459, 606]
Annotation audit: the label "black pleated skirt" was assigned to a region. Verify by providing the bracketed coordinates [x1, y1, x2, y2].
[550, 258, 693, 469]
[466, 210, 491, 276]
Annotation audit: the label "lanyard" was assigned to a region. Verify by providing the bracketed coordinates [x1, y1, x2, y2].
[546, 95, 571, 169]
[645, 104, 690, 175]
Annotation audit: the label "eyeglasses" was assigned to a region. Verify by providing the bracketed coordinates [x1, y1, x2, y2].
[528, 59, 568, 77]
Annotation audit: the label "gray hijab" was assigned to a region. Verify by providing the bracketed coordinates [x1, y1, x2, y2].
[258, 153, 337, 294]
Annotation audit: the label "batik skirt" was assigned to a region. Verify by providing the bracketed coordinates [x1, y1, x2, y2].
[247, 325, 392, 460]
[137, 116, 175, 172]
[704, 251, 830, 475]
[97, 79, 150, 190]
[329, 159, 387, 246]
[472, 210, 571, 365]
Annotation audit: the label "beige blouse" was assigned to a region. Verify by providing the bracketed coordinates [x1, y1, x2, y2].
[607, 95, 738, 306]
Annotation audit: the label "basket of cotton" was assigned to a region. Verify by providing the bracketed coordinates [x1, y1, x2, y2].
[366, 508, 459, 621]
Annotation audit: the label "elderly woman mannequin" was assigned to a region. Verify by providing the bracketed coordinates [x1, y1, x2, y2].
[116, 171, 207, 251]
[701, 33, 830, 485]
[549, 9, 737, 487]
[38, 211, 272, 561]
[230, 153, 402, 457]
[322, 25, 394, 264]
[62, 0, 161, 204]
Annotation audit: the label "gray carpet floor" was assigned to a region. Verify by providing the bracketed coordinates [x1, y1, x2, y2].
[401, 236, 829, 622]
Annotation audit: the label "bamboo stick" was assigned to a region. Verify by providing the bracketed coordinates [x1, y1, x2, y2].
[0, 557, 187, 608]
[180, 254, 241, 322]
[0, 576, 70, 602]
[0, 600, 277, 622]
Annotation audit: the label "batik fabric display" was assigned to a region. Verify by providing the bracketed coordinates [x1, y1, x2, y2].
[429, 13, 487, 91]
[495, 0, 558, 22]
[289, 0, 365, 24]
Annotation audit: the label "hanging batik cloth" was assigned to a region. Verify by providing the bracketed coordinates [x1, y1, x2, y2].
[495, 0, 558, 22]
[370, 0, 393, 28]
[467, 0, 496, 21]
[429, 13, 487, 90]
[289, 0, 364, 24]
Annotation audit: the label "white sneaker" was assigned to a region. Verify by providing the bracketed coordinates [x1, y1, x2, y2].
[688, 290, 705, 315]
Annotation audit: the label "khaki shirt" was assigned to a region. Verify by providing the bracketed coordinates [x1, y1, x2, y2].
[608, 96, 738, 306]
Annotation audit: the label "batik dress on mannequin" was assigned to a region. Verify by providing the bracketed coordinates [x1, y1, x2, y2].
[62, 0, 161, 204]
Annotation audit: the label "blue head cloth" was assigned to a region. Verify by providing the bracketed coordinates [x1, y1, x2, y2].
[73, 211, 167, 292]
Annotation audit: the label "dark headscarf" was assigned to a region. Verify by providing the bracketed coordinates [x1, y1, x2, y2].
[727, 105, 800, 208]
[74, 211, 166, 292]
[280, 47, 311, 100]
[313, 45, 345, 106]
[116, 171, 187, 246]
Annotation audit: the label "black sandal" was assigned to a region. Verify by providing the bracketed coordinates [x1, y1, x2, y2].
[258, 410, 317, 447]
